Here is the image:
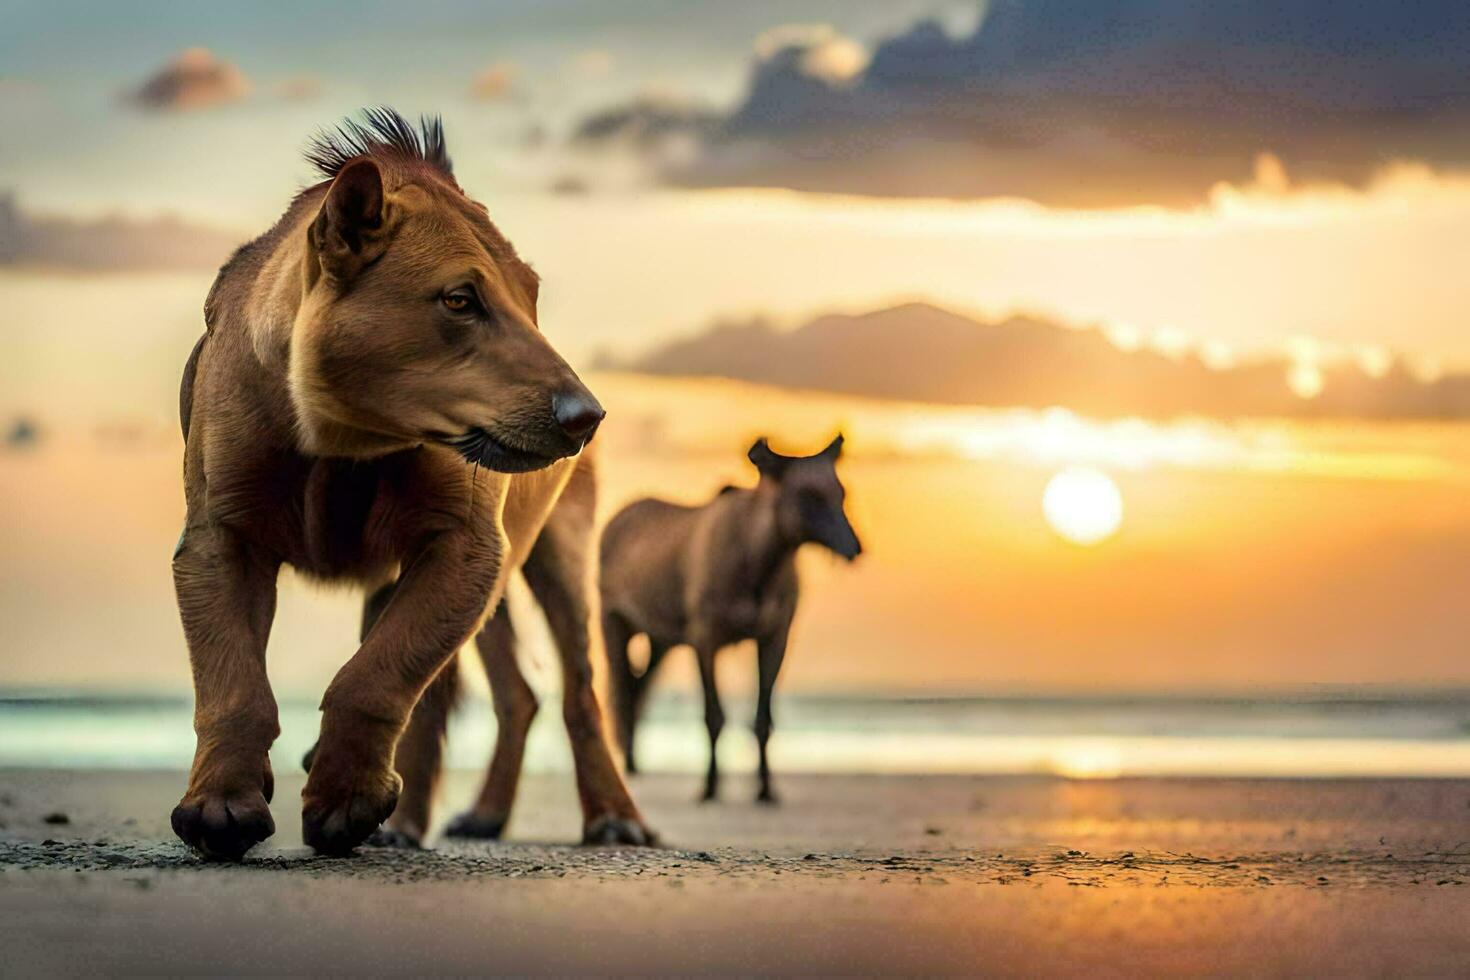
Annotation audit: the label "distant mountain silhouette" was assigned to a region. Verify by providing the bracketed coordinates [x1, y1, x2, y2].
[0, 192, 241, 271]
[607, 302, 1470, 420]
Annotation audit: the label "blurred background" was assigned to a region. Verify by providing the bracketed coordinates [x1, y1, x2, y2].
[3, 1, 1470, 782]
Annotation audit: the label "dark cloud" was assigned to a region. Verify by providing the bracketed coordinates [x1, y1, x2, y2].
[0, 192, 241, 271]
[614, 301, 1470, 420]
[575, 1, 1470, 205]
[6, 417, 40, 451]
[129, 48, 249, 111]
[572, 95, 721, 149]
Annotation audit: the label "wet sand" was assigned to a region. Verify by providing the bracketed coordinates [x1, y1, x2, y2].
[3, 770, 1469, 974]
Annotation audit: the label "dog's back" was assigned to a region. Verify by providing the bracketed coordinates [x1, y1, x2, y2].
[600, 496, 707, 641]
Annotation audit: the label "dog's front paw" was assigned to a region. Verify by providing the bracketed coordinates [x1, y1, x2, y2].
[301, 763, 401, 857]
[366, 825, 422, 850]
[171, 790, 275, 861]
[444, 809, 508, 840]
[582, 814, 658, 847]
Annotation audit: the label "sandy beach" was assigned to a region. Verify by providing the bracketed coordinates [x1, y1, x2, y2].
[2, 769, 1468, 974]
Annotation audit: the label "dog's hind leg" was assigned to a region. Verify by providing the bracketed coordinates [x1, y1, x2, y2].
[620, 636, 672, 775]
[695, 641, 725, 803]
[371, 657, 458, 848]
[525, 455, 655, 845]
[302, 579, 397, 776]
[602, 611, 638, 771]
[754, 628, 789, 804]
[444, 602, 536, 840]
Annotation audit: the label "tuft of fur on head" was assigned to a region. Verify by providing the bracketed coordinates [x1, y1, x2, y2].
[305, 107, 452, 180]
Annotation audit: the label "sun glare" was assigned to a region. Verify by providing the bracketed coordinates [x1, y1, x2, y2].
[1043, 467, 1124, 545]
[1050, 741, 1125, 779]
[1287, 362, 1325, 400]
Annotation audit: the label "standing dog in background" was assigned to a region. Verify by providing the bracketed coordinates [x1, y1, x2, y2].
[601, 435, 862, 803]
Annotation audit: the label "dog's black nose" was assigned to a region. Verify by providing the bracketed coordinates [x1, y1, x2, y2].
[552, 390, 606, 443]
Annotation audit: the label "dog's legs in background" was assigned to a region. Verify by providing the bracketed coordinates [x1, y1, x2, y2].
[605, 613, 674, 775]
[754, 628, 789, 804]
[170, 525, 281, 860]
[357, 580, 397, 646]
[525, 456, 654, 845]
[445, 603, 536, 839]
[301, 581, 402, 775]
[695, 642, 725, 803]
[620, 638, 672, 774]
[603, 610, 638, 771]
[376, 658, 458, 847]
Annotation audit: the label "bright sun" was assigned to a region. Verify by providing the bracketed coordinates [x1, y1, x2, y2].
[1043, 467, 1124, 545]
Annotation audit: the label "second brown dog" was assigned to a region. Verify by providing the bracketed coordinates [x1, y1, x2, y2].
[602, 435, 861, 803]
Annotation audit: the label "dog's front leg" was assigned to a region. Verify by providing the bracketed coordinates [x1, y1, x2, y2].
[170, 523, 281, 860]
[302, 524, 503, 855]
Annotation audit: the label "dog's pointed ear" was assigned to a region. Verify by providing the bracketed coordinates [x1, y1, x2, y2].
[311, 158, 387, 283]
[821, 433, 844, 460]
[748, 437, 791, 479]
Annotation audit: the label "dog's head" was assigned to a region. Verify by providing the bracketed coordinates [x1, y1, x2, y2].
[748, 434, 862, 560]
[289, 110, 601, 471]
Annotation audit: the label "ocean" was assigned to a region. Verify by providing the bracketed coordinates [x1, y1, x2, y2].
[4, 690, 1469, 779]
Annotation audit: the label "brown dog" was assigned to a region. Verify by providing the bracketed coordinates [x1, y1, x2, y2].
[601, 435, 861, 803]
[172, 108, 648, 859]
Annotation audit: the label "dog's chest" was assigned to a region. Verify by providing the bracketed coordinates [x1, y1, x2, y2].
[710, 588, 787, 642]
[295, 458, 392, 575]
[698, 546, 795, 643]
[219, 453, 402, 580]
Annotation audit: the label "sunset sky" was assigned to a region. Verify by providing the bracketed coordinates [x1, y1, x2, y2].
[3, 1, 1469, 369]
[4, 2, 1470, 696]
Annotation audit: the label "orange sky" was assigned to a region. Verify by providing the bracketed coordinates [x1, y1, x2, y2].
[7, 155, 1470, 441]
[4, 2, 1470, 697]
[5, 373, 1469, 696]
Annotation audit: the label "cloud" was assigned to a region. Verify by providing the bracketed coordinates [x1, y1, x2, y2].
[612, 300, 1470, 421]
[128, 48, 249, 111]
[572, 93, 721, 150]
[471, 62, 517, 102]
[275, 76, 322, 102]
[571, 50, 615, 78]
[753, 25, 868, 85]
[0, 192, 241, 270]
[573, 1, 1470, 206]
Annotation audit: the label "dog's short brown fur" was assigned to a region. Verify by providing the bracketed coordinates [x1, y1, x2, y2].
[602, 436, 861, 802]
[172, 109, 648, 859]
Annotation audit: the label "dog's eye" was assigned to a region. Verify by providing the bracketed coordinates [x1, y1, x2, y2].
[442, 290, 478, 313]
